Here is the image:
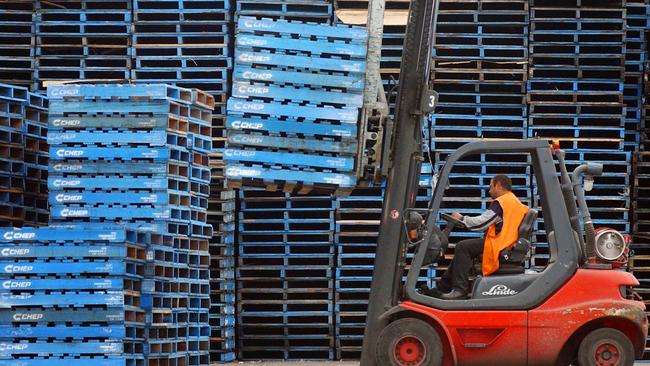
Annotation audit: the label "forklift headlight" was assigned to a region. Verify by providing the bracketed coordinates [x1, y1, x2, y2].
[595, 229, 626, 261]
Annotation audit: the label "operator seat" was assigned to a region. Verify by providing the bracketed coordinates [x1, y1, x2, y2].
[492, 208, 538, 275]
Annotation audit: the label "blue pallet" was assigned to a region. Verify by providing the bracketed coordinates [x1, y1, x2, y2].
[48, 100, 190, 116]
[235, 50, 365, 74]
[228, 132, 356, 155]
[50, 161, 186, 175]
[50, 206, 186, 221]
[0, 261, 140, 276]
[188, 133, 212, 153]
[0, 325, 127, 339]
[0, 358, 140, 366]
[0, 341, 123, 356]
[238, 16, 366, 40]
[47, 84, 194, 104]
[0, 278, 124, 291]
[225, 164, 355, 187]
[0, 84, 29, 103]
[233, 67, 364, 92]
[48, 177, 178, 190]
[0, 292, 128, 307]
[224, 149, 354, 171]
[48, 130, 186, 146]
[232, 81, 363, 106]
[0, 227, 134, 243]
[49, 191, 173, 206]
[227, 98, 358, 123]
[226, 116, 356, 138]
[50, 146, 186, 161]
[48, 115, 188, 131]
[235, 34, 365, 58]
[0, 307, 130, 323]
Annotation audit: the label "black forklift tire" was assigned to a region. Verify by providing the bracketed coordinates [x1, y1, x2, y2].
[376, 317, 443, 366]
[577, 328, 635, 366]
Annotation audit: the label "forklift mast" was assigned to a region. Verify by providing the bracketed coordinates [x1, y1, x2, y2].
[359, 0, 439, 363]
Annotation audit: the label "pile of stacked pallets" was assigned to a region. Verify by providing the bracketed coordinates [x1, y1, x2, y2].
[236, 189, 336, 360]
[0, 83, 49, 228]
[0, 226, 151, 366]
[41, 83, 214, 365]
[528, 0, 629, 268]
[0, 2, 34, 88]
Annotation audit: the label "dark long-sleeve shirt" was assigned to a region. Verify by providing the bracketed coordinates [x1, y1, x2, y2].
[461, 201, 504, 234]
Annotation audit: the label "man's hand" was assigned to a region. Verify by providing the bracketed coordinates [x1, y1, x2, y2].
[452, 212, 463, 220]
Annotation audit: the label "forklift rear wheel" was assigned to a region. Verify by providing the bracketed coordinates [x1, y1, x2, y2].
[377, 318, 443, 366]
[578, 328, 634, 366]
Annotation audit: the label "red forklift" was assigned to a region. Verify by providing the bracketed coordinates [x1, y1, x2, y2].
[357, 0, 649, 364]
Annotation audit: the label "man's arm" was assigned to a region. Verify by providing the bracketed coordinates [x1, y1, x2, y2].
[454, 201, 503, 232]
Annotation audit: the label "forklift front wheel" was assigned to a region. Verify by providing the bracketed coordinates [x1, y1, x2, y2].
[577, 328, 634, 366]
[377, 318, 443, 366]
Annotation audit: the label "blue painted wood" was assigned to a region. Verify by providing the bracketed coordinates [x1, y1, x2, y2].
[233, 67, 364, 91]
[223, 148, 354, 171]
[49, 147, 173, 161]
[47, 84, 193, 104]
[48, 177, 173, 190]
[232, 81, 363, 106]
[48, 130, 177, 146]
[0, 307, 127, 323]
[237, 17, 367, 41]
[226, 116, 356, 138]
[49, 100, 179, 115]
[50, 161, 180, 175]
[227, 131, 357, 154]
[0, 358, 132, 366]
[235, 50, 366, 73]
[0, 228, 128, 243]
[50, 206, 175, 220]
[0, 244, 131, 259]
[225, 164, 356, 187]
[0, 325, 127, 339]
[49, 191, 171, 206]
[48, 115, 184, 130]
[0, 261, 136, 276]
[0, 278, 124, 291]
[227, 98, 359, 122]
[236, 34, 367, 58]
[0, 341, 123, 356]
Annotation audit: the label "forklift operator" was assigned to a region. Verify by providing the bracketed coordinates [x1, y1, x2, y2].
[434, 174, 529, 300]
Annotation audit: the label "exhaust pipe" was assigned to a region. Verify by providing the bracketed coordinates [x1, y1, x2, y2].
[572, 163, 603, 260]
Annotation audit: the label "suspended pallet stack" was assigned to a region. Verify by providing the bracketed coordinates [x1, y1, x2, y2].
[0, 2, 34, 88]
[34, 0, 132, 91]
[0, 83, 49, 228]
[0, 226, 151, 366]
[225, 17, 367, 194]
[236, 189, 336, 360]
[45, 84, 214, 366]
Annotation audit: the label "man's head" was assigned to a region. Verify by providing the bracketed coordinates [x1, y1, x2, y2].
[489, 174, 512, 199]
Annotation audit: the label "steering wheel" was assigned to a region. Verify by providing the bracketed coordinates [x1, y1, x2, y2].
[440, 213, 466, 229]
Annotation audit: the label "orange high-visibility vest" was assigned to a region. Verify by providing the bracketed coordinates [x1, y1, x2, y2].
[482, 191, 529, 276]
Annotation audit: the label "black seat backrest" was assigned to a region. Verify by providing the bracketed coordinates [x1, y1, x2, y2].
[500, 208, 538, 264]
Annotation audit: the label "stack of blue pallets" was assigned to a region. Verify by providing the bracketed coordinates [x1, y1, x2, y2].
[528, 0, 630, 268]
[0, 226, 149, 366]
[225, 17, 367, 194]
[34, 1, 132, 91]
[45, 83, 214, 366]
[623, 0, 650, 151]
[333, 182, 433, 359]
[0, 2, 34, 88]
[207, 186, 236, 363]
[236, 190, 336, 360]
[0, 84, 49, 228]
[429, 0, 534, 267]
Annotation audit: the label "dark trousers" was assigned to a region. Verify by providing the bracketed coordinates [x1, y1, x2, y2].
[438, 238, 484, 293]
